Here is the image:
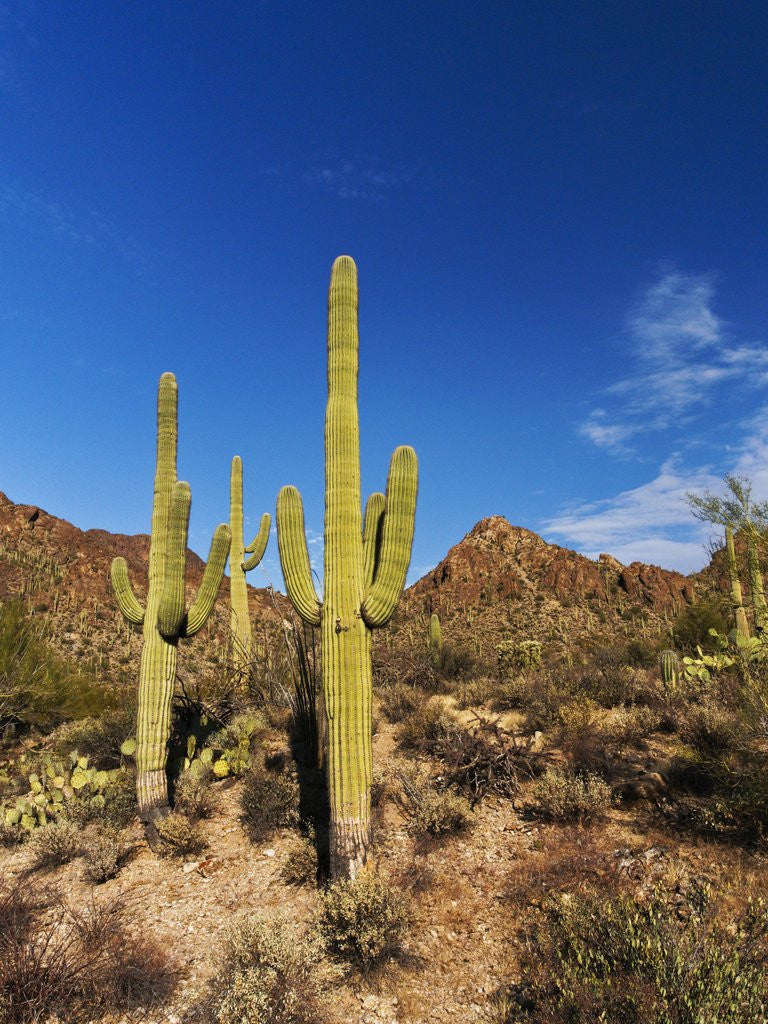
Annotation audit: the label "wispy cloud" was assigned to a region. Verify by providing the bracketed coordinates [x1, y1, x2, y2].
[303, 155, 412, 201]
[0, 183, 154, 273]
[580, 268, 768, 450]
[542, 457, 719, 572]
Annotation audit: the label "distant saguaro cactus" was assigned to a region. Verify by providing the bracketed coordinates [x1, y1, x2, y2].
[747, 533, 767, 637]
[228, 455, 270, 670]
[276, 256, 418, 879]
[110, 373, 230, 826]
[429, 613, 442, 655]
[659, 648, 681, 692]
[725, 526, 749, 639]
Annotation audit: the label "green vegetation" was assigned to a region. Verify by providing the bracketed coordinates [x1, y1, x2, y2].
[317, 873, 409, 970]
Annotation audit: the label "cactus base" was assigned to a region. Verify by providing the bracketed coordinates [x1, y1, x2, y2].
[329, 817, 370, 879]
[137, 769, 170, 821]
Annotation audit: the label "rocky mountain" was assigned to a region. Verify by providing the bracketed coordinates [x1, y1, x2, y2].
[398, 515, 696, 655]
[0, 491, 284, 681]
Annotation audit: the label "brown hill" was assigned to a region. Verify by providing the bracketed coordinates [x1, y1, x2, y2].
[399, 515, 695, 655]
[0, 491, 283, 681]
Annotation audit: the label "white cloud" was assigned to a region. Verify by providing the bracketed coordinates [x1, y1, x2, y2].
[542, 459, 720, 572]
[579, 268, 767, 446]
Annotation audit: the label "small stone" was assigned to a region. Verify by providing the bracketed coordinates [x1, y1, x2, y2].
[264, 849, 275, 858]
[182, 861, 199, 873]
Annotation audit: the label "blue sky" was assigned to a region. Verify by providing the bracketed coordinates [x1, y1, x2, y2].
[1, 2, 766, 583]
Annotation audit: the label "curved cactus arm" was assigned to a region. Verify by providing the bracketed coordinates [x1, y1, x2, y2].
[157, 481, 191, 638]
[361, 445, 418, 627]
[276, 485, 322, 626]
[243, 512, 271, 571]
[362, 492, 385, 589]
[110, 557, 146, 626]
[185, 523, 231, 637]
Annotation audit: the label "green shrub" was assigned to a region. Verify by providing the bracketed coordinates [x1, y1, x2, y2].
[533, 766, 611, 823]
[206, 913, 321, 1024]
[317, 874, 409, 970]
[155, 812, 206, 858]
[280, 830, 318, 886]
[0, 599, 115, 732]
[80, 824, 127, 884]
[174, 766, 218, 820]
[504, 885, 768, 1023]
[49, 707, 136, 767]
[240, 767, 299, 841]
[397, 700, 458, 752]
[26, 820, 81, 869]
[378, 683, 421, 723]
[672, 597, 731, 654]
[411, 789, 471, 837]
[453, 676, 494, 710]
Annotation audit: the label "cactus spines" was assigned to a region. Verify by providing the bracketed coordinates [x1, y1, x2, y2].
[725, 526, 750, 638]
[429, 613, 442, 654]
[659, 648, 681, 691]
[110, 373, 231, 826]
[229, 455, 270, 668]
[276, 256, 417, 879]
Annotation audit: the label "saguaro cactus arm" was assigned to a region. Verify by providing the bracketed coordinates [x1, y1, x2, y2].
[243, 512, 271, 571]
[276, 485, 322, 626]
[157, 482, 191, 638]
[361, 445, 418, 627]
[110, 558, 145, 626]
[186, 523, 231, 636]
[363, 492, 385, 588]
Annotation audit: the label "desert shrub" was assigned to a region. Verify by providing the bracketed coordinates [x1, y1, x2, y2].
[411, 789, 471, 837]
[378, 682, 421, 723]
[240, 766, 300, 841]
[0, 599, 115, 732]
[0, 877, 177, 1023]
[317, 874, 409, 971]
[49, 706, 136, 768]
[502, 885, 768, 1023]
[281, 830, 318, 886]
[397, 699, 459, 752]
[679, 701, 744, 760]
[453, 676, 494, 709]
[533, 766, 611, 823]
[80, 825, 127, 884]
[174, 765, 218, 820]
[155, 812, 206, 858]
[672, 597, 730, 654]
[26, 820, 81, 870]
[433, 641, 477, 681]
[494, 670, 575, 729]
[205, 913, 321, 1024]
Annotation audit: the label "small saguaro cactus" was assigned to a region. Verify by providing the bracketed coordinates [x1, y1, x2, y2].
[110, 373, 230, 826]
[429, 613, 442, 655]
[228, 455, 270, 670]
[747, 533, 767, 637]
[659, 648, 681, 692]
[725, 526, 750, 639]
[276, 256, 418, 880]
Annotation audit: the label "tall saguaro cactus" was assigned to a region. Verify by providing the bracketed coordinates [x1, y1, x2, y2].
[110, 373, 231, 824]
[229, 455, 270, 669]
[276, 256, 418, 879]
[747, 533, 767, 636]
[725, 526, 750, 638]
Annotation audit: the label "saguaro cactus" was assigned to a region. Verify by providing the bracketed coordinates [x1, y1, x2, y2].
[725, 526, 750, 638]
[110, 373, 230, 824]
[276, 256, 417, 879]
[659, 648, 681, 692]
[229, 455, 270, 669]
[429, 613, 442, 655]
[746, 533, 768, 637]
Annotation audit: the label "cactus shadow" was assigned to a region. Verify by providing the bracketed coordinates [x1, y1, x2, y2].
[289, 731, 331, 880]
